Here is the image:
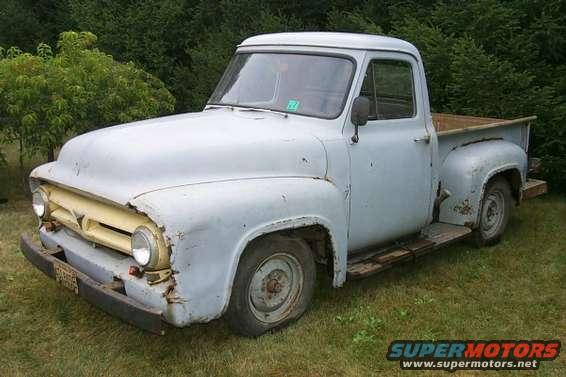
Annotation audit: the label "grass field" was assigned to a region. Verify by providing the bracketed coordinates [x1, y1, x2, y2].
[1, 152, 564, 376]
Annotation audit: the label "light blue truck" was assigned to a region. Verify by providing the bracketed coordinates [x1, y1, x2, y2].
[21, 32, 546, 337]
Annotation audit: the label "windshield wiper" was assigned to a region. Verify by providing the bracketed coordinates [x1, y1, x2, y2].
[204, 104, 235, 111]
[206, 104, 289, 118]
[237, 107, 289, 118]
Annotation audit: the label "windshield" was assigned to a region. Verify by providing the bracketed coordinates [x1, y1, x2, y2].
[209, 53, 355, 119]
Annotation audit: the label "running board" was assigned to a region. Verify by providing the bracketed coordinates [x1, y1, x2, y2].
[347, 223, 472, 280]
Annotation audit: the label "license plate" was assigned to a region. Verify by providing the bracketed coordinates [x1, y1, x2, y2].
[54, 261, 78, 294]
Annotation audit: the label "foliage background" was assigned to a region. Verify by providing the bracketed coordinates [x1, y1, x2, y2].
[0, 32, 175, 164]
[1, 0, 565, 189]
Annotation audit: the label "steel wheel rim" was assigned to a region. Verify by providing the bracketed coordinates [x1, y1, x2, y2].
[248, 252, 304, 324]
[481, 189, 505, 238]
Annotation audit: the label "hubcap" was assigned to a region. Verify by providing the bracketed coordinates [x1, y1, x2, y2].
[248, 253, 304, 323]
[481, 190, 505, 238]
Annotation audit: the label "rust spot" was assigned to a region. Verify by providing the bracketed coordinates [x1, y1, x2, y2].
[44, 220, 62, 232]
[453, 199, 473, 216]
[128, 265, 143, 278]
[175, 231, 185, 240]
[165, 235, 172, 244]
[163, 277, 184, 303]
[163, 284, 175, 301]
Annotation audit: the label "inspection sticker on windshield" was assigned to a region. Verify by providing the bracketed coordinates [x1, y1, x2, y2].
[286, 99, 300, 112]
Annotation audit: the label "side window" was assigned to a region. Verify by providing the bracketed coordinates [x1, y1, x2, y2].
[360, 62, 377, 119]
[360, 59, 415, 120]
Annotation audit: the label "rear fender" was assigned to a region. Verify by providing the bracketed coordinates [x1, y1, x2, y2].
[438, 140, 526, 227]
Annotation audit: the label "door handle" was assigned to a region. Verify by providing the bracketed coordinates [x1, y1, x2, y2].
[414, 135, 431, 144]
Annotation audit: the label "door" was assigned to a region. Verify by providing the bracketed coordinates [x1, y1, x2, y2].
[348, 52, 433, 251]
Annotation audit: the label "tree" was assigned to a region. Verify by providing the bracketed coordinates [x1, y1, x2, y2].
[2, 1, 565, 191]
[446, 37, 553, 118]
[68, 0, 192, 111]
[0, 0, 76, 53]
[391, 19, 453, 112]
[326, 9, 383, 34]
[184, 4, 304, 110]
[0, 31, 175, 163]
[0, 45, 51, 170]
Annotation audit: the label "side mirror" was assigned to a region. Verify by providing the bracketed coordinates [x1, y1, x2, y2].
[351, 96, 370, 143]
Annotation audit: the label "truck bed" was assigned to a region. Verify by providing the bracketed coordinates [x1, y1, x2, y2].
[433, 113, 536, 163]
[433, 113, 536, 136]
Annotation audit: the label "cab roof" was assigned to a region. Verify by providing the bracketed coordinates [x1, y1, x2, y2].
[239, 32, 419, 56]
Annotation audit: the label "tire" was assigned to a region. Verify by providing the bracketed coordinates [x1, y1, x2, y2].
[473, 177, 513, 247]
[225, 235, 316, 337]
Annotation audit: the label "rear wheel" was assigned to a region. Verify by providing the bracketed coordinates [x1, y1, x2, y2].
[226, 235, 316, 337]
[473, 177, 512, 246]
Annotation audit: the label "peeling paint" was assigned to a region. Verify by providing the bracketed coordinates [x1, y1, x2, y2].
[23, 37, 537, 334]
[453, 199, 473, 216]
[163, 279, 186, 304]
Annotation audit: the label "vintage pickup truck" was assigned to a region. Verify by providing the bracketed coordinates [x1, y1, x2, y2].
[21, 32, 547, 337]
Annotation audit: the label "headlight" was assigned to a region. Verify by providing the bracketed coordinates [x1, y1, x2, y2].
[32, 190, 48, 218]
[131, 226, 159, 268]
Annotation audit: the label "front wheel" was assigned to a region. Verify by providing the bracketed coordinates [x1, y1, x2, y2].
[473, 177, 512, 246]
[225, 235, 316, 337]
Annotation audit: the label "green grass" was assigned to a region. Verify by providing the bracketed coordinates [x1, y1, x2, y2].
[1, 153, 565, 376]
[0, 143, 45, 201]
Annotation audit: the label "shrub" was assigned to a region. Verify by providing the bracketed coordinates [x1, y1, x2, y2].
[0, 31, 175, 161]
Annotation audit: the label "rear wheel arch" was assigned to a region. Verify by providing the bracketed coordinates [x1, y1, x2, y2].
[497, 168, 522, 205]
[439, 140, 526, 226]
[473, 174, 514, 246]
[477, 167, 522, 217]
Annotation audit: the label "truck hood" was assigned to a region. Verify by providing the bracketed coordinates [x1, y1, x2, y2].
[31, 110, 328, 205]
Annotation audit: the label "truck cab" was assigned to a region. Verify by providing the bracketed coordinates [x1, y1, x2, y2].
[21, 32, 546, 337]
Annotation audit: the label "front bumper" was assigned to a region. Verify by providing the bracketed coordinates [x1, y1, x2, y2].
[20, 234, 164, 334]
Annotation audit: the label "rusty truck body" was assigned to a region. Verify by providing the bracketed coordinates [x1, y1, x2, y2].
[21, 32, 546, 336]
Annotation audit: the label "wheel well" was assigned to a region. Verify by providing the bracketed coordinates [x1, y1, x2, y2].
[494, 169, 522, 204]
[245, 225, 335, 278]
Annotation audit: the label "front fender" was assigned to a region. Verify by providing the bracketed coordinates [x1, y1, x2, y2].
[130, 177, 348, 325]
[439, 140, 527, 227]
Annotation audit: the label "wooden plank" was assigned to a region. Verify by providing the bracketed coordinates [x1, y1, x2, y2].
[403, 238, 435, 252]
[346, 223, 473, 280]
[347, 261, 390, 279]
[433, 113, 502, 132]
[373, 249, 412, 264]
[421, 223, 471, 244]
[433, 114, 536, 137]
[521, 179, 547, 200]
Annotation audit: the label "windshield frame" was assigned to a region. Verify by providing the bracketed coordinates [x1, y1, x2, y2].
[207, 50, 358, 120]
